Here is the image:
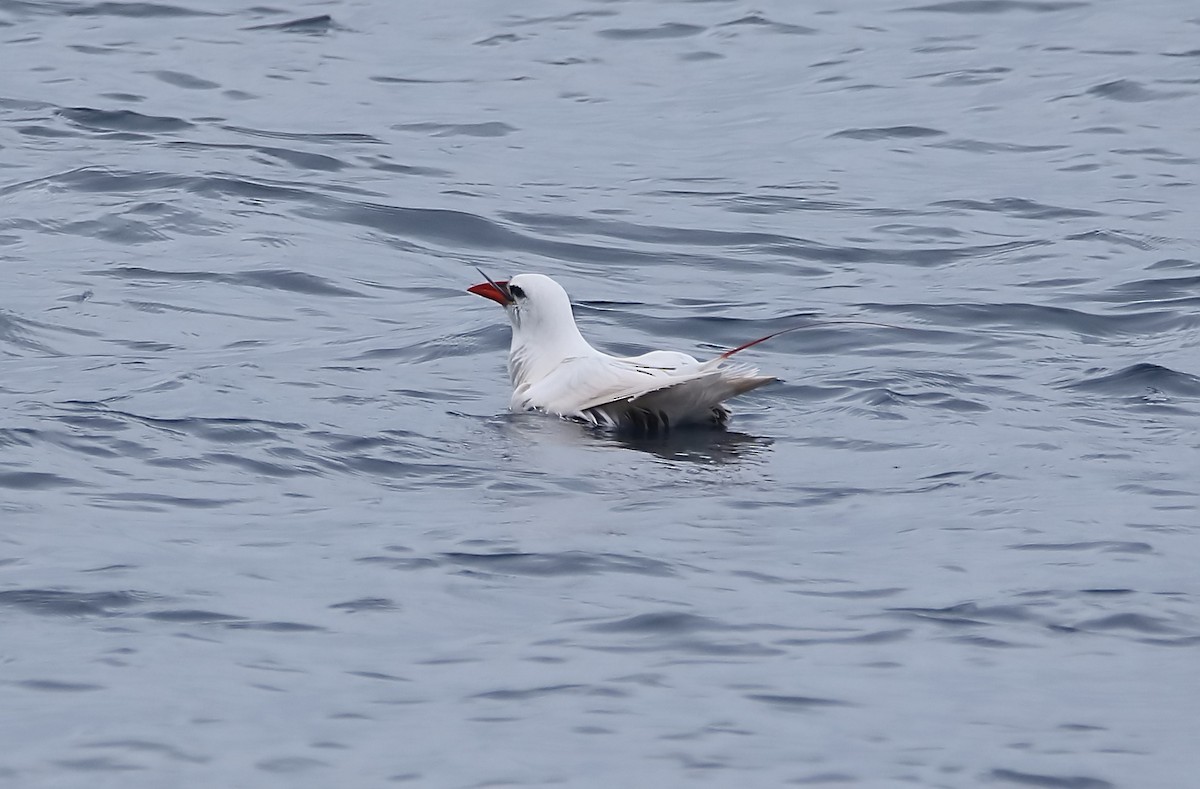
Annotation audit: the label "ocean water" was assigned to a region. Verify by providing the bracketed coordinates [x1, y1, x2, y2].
[2, 1, 1198, 786]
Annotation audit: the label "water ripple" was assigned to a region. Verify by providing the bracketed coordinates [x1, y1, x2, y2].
[2, 1, 1198, 786]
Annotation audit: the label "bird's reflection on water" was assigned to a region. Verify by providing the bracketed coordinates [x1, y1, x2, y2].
[606, 425, 773, 464]
[495, 411, 772, 465]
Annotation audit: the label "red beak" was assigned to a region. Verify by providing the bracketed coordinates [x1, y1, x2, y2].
[468, 280, 512, 306]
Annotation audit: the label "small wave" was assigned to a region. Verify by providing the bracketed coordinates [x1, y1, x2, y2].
[931, 139, 1067, 154]
[17, 680, 104, 692]
[873, 302, 1177, 336]
[325, 201, 656, 264]
[0, 166, 187, 197]
[504, 10, 616, 28]
[441, 551, 676, 577]
[933, 197, 1100, 219]
[0, 311, 63, 355]
[78, 739, 208, 765]
[914, 66, 1012, 86]
[1010, 541, 1154, 553]
[829, 126, 945, 140]
[393, 121, 517, 138]
[330, 598, 398, 613]
[62, 2, 219, 18]
[1064, 229, 1159, 250]
[16, 124, 82, 139]
[1107, 273, 1200, 300]
[1062, 363, 1200, 397]
[900, 0, 1087, 13]
[716, 14, 816, 35]
[95, 266, 369, 297]
[354, 156, 448, 178]
[854, 387, 989, 413]
[473, 684, 619, 701]
[94, 492, 243, 510]
[597, 23, 705, 40]
[1112, 146, 1197, 165]
[586, 612, 729, 634]
[474, 33, 522, 46]
[147, 70, 219, 90]
[143, 609, 242, 623]
[0, 471, 84, 489]
[502, 210, 1042, 268]
[0, 588, 152, 616]
[369, 75, 465, 85]
[218, 124, 382, 145]
[745, 694, 852, 710]
[55, 402, 304, 441]
[987, 768, 1113, 789]
[354, 326, 503, 363]
[169, 141, 351, 172]
[1073, 613, 1179, 635]
[1087, 79, 1190, 103]
[58, 107, 192, 133]
[243, 14, 337, 34]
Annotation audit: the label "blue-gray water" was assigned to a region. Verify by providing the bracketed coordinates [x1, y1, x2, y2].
[2, 1, 1198, 787]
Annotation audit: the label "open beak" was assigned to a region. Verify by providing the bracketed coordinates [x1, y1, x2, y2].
[467, 268, 513, 306]
[467, 281, 512, 305]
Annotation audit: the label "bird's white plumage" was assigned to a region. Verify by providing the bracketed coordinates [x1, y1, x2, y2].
[476, 273, 775, 430]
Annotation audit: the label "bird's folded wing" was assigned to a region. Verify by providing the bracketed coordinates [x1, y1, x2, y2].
[573, 360, 774, 413]
[521, 355, 690, 415]
[581, 367, 776, 428]
[519, 354, 775, 424]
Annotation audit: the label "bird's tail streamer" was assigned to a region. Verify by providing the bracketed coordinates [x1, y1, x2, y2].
[716, 320, 908, 362]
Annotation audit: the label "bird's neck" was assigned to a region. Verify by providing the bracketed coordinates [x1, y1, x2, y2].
[508, 321, 594, 389]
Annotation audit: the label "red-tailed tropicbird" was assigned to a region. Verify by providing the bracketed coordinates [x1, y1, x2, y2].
[468, 271, 778, 430]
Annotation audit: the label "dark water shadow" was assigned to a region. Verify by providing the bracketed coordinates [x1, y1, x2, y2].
[604, 426, 773, 465]
[495, 411, 772, 465]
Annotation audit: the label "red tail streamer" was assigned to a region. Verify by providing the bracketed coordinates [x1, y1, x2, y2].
[717, 320, 906, 361]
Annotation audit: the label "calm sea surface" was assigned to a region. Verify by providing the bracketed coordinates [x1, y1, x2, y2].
[2, 1, 1198, 787]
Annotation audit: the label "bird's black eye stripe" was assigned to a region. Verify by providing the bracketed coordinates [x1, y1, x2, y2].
[509, 284, 525, 299]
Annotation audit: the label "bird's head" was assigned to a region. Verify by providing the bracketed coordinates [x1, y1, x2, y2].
[468, 271, 580, 341]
